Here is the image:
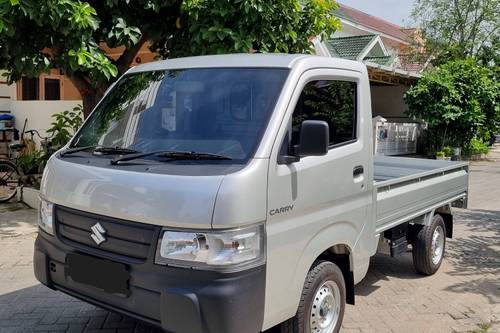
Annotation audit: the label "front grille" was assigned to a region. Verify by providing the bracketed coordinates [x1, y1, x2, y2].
[55, 205, 159, 261]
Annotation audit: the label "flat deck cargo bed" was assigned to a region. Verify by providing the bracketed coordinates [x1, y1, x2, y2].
[374, 156, 469, 233]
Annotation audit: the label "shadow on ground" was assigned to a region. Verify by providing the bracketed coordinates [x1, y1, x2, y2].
[0, 284, 163, 332]
[0, 202, 37, 238]
[354, 208, 500, 304]
[444, 209, 500, 304]
[353, 250, 422, 297]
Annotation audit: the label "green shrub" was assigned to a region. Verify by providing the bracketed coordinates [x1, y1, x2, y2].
[46, 105, 83, 148]
[17, 150, 43, 175]
[436, 151, 446, 158]
[404, 58, 499, 151]
[442, 146, 453, 157]
[465, 138, 490, 156]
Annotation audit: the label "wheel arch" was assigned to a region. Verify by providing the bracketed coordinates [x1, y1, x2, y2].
[317, 244, 355, 305]
[410, 205, 453, 239]
[291, 222, 358, 310]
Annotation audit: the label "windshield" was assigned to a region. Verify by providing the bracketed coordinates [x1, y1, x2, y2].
[71, 68, 289, 163]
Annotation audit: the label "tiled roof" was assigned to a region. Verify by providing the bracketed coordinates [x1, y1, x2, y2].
[397, 54, 429, 72]
[336, 3, 410, 42]
[325, 35, 376, 60]
[325, 36, 395, 66]
[364, 56, 393, 66]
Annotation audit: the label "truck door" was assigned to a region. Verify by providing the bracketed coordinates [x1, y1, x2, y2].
[263, 68, 374, 328]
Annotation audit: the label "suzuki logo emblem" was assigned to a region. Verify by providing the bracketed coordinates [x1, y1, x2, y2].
[91, 222, 107, 246]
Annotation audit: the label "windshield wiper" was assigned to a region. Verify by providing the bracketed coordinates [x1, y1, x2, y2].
[93, 146, 140, 155]
[60, 145, 96, 156]
[110, 150, 232, 165]
[60, 145, 140, 157]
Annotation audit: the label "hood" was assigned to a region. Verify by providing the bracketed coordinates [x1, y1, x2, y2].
[40, 157, 224, 228]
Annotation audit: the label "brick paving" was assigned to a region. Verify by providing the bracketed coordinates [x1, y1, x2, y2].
[0, 145, 499, 333]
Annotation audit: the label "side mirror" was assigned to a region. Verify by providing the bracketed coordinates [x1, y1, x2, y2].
[279, 120, 329, 164]
[296, 120, 329, 157]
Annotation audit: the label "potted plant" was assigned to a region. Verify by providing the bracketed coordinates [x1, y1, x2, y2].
[441, 147, 452, 160]
[435, 151, 446, 160]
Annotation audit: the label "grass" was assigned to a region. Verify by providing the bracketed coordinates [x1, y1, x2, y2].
[471, 323, 492, 333]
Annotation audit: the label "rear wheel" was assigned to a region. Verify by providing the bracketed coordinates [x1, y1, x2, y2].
[412, 214, 446, 275]
[0, 160, 20, 203]
[281, 261, 345, 333]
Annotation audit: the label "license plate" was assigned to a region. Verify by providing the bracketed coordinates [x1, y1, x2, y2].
[66, 253, 130, 295]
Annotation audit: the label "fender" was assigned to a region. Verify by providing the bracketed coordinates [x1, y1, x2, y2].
[291, 221, 358, 301]
[263, 221, 363, 329]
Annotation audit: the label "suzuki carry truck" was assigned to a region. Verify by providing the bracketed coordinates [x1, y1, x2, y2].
[34, 54, 469, 333]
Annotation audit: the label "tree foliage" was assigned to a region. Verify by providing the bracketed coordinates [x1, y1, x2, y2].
[411, 0, 500, 65]
[0, 0, 340, 116]
[162, 0, 340, 57]
[404, 58, 499, 151]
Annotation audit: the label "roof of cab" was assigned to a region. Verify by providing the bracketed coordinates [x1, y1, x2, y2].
[126, 53, 366, 74]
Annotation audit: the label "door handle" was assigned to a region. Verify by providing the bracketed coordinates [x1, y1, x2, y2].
[353, 165, 364, 177]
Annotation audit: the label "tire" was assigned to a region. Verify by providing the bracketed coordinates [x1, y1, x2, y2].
[0, 160, 20, 203]
[412, 214, 446, 275]
[281, 261, 346, 333]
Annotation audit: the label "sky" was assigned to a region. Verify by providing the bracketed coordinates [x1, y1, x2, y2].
[338, 0, 415, 26]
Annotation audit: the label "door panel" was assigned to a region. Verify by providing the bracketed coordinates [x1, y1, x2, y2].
[262, 69, 374, 328]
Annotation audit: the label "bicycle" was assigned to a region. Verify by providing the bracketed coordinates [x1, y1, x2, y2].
[0, 129, 53, 203]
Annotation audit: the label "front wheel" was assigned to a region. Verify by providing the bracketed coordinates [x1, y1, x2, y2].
[281, 261, 345, 333]
[412, 214, 446, 275]
[0, 160, 20, 203]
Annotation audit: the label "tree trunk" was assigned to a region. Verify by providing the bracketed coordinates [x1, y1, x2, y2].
[115, 35, 148, 75]
[67, 73, 106, 118]
[81, 89, 104, 118]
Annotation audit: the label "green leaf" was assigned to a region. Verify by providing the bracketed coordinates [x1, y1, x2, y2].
[107, 64, 118, 77]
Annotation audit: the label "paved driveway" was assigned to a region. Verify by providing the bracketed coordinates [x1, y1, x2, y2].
[1, 146, 499, 333]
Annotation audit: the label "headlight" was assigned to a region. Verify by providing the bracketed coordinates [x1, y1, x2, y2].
[155, 224, 265, 272]
[38, 198, 54, 235]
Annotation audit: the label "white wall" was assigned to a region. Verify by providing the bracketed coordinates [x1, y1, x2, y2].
[0, 95, 11, 113]
[11, 100, 82, 138]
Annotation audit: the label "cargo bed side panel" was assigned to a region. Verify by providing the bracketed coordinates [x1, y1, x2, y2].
[375, 164, 468, 233]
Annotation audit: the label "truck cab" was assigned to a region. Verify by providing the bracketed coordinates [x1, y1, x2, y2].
[34, 54, 468, 333]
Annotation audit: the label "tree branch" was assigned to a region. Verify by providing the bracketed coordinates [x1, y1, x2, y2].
[114, 34, 149, 75]
[477, 26, 499, 52]
[467, 2, 484, 55]
[66, 72, 101, 117]
[67, 72, 94, 96]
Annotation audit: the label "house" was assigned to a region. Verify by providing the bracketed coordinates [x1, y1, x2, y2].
[320, 3, 428, 122]
[318, 3, 429, 155]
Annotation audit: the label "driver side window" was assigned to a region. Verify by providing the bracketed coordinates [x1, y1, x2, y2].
[290, 80, 357, 148]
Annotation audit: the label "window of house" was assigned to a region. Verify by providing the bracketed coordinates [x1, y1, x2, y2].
[21, 77, 39, 100]
[44, 78, 61, 100]
[290, 80, 357, 147]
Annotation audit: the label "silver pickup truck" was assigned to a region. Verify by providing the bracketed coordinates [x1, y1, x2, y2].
[34, 54, 469, 333]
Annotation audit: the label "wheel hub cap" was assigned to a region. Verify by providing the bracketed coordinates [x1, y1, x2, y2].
[431, 225, 445, 265]
[310, 281, 341, 333]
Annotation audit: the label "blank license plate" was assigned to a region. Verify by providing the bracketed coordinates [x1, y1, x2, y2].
[66, 253, 130, 295]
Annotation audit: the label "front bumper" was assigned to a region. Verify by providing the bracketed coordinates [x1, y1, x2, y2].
[34, 231, 265, 333]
